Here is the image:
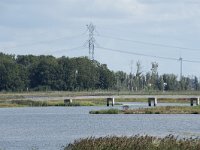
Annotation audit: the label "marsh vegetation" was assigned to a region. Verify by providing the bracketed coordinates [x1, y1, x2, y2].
[64, 135, 200, 150]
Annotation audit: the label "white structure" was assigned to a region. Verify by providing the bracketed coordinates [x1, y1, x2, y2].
[190, 97, 200, 106]
[148, 97, 157, 107]
[64, 99, 73, 105]
[107, 98, 115, 106]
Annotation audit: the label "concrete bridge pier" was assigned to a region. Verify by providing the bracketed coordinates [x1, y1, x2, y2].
[64, 99, 73, 106]
[148, 97, 157, 107]
[190, 97, 199, 106]
[107, 98, 115, 106]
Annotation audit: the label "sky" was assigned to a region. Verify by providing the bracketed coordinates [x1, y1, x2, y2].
[1, 0, 200, 77]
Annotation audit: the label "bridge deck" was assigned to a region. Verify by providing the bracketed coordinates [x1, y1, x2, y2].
[69, 95, 200, 100]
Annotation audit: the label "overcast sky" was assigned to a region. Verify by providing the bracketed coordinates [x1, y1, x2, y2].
[1, 0, 200, 77]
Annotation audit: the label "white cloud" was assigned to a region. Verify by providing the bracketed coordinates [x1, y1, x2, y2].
[92, 0, 147, 16]
[141, 0, 200, 22]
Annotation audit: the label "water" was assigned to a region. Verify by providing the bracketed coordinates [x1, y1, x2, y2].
[0, 102, 200, 150]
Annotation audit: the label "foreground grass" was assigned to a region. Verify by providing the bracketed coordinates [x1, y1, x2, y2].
[64, 135, 200, 150]
[90, 106, 200, 114]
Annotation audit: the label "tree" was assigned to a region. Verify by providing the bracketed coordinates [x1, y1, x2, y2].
[98, 64, 115, 89]
[0, 60, 26, 91]
[150, 62, 159, 90]
[134, 61, 142, 91]
[30, 56, 60, 90]
[193, 76, 199, 90]
[115, 71, 127, 91]
[163, 74, 179, 91]
[74, 57, 99, 90]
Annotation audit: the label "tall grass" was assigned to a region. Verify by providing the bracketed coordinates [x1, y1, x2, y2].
[64, 135, 200, 150]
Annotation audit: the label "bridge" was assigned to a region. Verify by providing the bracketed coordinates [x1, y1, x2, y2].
[62, 95, 200, 107]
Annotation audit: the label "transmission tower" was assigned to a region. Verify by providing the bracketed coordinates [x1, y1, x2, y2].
[87, 23, 95, 60]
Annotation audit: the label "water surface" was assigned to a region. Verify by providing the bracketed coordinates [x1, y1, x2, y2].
[0, 102, 199, 150]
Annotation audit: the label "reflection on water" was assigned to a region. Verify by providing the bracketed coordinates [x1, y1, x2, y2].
[0, 102, 199, 150]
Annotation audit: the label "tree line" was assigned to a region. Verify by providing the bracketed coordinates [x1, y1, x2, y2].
[0, 53, 199, 92]
[0, 53, 115, 91]
[115, 61, 200, 92]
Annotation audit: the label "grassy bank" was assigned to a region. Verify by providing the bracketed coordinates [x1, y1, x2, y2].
[64, 135, 200, 150]
[90, 106, 200, 114]
[0, 100, 65, 107]
[0, 98, 108, 108]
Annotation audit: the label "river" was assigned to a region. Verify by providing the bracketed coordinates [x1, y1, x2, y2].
[0, 102, 199, 150]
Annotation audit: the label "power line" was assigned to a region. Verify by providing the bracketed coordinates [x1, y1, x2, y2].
[96, 46, 200, 63]
[97, 34, 200, 52]
[97, 46, 179, 61]
[1, 33, 86, 50]
[97, 26, 196, 43]
[42, 46, 86, 55]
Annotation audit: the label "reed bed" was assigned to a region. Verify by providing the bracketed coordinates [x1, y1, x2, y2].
[64, 135, 200, 150]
